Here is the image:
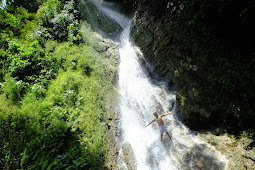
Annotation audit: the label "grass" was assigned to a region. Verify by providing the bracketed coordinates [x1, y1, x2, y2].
[0, 36, 117, 169]
[1, 0, 119, 168]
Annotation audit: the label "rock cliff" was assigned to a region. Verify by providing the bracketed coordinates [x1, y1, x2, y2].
[131, 10, 211, 129]
[129, 0, 255, 169]
[130, 0, 255, 132]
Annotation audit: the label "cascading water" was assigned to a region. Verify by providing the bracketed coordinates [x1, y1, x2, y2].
[89, 0, 228, 169]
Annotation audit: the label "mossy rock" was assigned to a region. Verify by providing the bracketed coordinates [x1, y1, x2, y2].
[78, 0, 122, 37]
[131, 20, 153, 48]
[122, 143, 137, 169]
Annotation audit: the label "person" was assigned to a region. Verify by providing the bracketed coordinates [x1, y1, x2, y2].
[145, 111, 173, 143]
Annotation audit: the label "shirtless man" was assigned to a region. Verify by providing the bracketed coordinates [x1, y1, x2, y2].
[145, 111, 173, 143]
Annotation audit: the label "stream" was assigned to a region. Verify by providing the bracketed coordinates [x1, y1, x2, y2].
[89, 0, 228, 169]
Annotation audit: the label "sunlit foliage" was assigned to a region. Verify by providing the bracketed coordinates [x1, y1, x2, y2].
[0, 0, 113, 169]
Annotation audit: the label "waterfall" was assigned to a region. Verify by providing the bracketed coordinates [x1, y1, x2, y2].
[89, 0, 228, 169]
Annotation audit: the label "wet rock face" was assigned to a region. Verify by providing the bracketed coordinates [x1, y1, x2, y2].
[121, 143, 137, 169]
[130, 10, 211, 129]
[95, 39, 122, 169]
[190, 144, 226, 169]
[78, 0, 122, 39]
[130, 11, 174, 85]
[171, 143, 226, 169]
[198, 132, 255, 170]
[130, 6, 255, 170]
[104, 105, 121, 169]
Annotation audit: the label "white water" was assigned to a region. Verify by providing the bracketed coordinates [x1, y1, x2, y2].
[89, 1, 228, 169]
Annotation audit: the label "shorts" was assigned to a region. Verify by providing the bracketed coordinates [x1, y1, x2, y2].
[159, 125, 168, 135]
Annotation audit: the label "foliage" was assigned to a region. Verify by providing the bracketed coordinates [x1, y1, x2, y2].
[1, 74, 28, 102]
[36, 0, 82, 44]
[0, 42, 110, 170]
[0, 7, 34, 46]
[0, 39, 60, 101]
[5, 0, 44, 12]
[36, 0, 62, 28]
[1, 39, 59, 81]
[0, 1, 115, 169]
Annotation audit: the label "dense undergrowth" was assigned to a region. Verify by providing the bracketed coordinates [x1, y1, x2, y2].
[1, 0, 114, 169]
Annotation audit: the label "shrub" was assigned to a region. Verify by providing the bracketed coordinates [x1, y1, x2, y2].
[68, 20, 82, 44]
[36, 0, 61, 28]
[3, 39, 59, 86]
[1, 74, 28, 102]
[20, 119, 84, 169]
[0, 1, 114, 169]
[36, 0, 82, 44]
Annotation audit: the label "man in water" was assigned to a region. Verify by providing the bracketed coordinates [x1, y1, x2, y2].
[145, 111, 173, 143]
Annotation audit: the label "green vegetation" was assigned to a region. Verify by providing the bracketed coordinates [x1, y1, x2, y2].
[1, 0, 115, 169]
[4, 0, 44, 13]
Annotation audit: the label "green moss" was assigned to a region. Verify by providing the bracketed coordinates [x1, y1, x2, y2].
[78, 0, 121, 35]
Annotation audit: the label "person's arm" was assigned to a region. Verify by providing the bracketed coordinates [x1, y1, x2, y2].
[160, 111, 173, 117]
[145, 119, 155, 127]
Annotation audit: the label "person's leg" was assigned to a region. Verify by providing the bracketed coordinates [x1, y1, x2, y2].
[166, 132, 173, 143]
[159, 125, 164, 141]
